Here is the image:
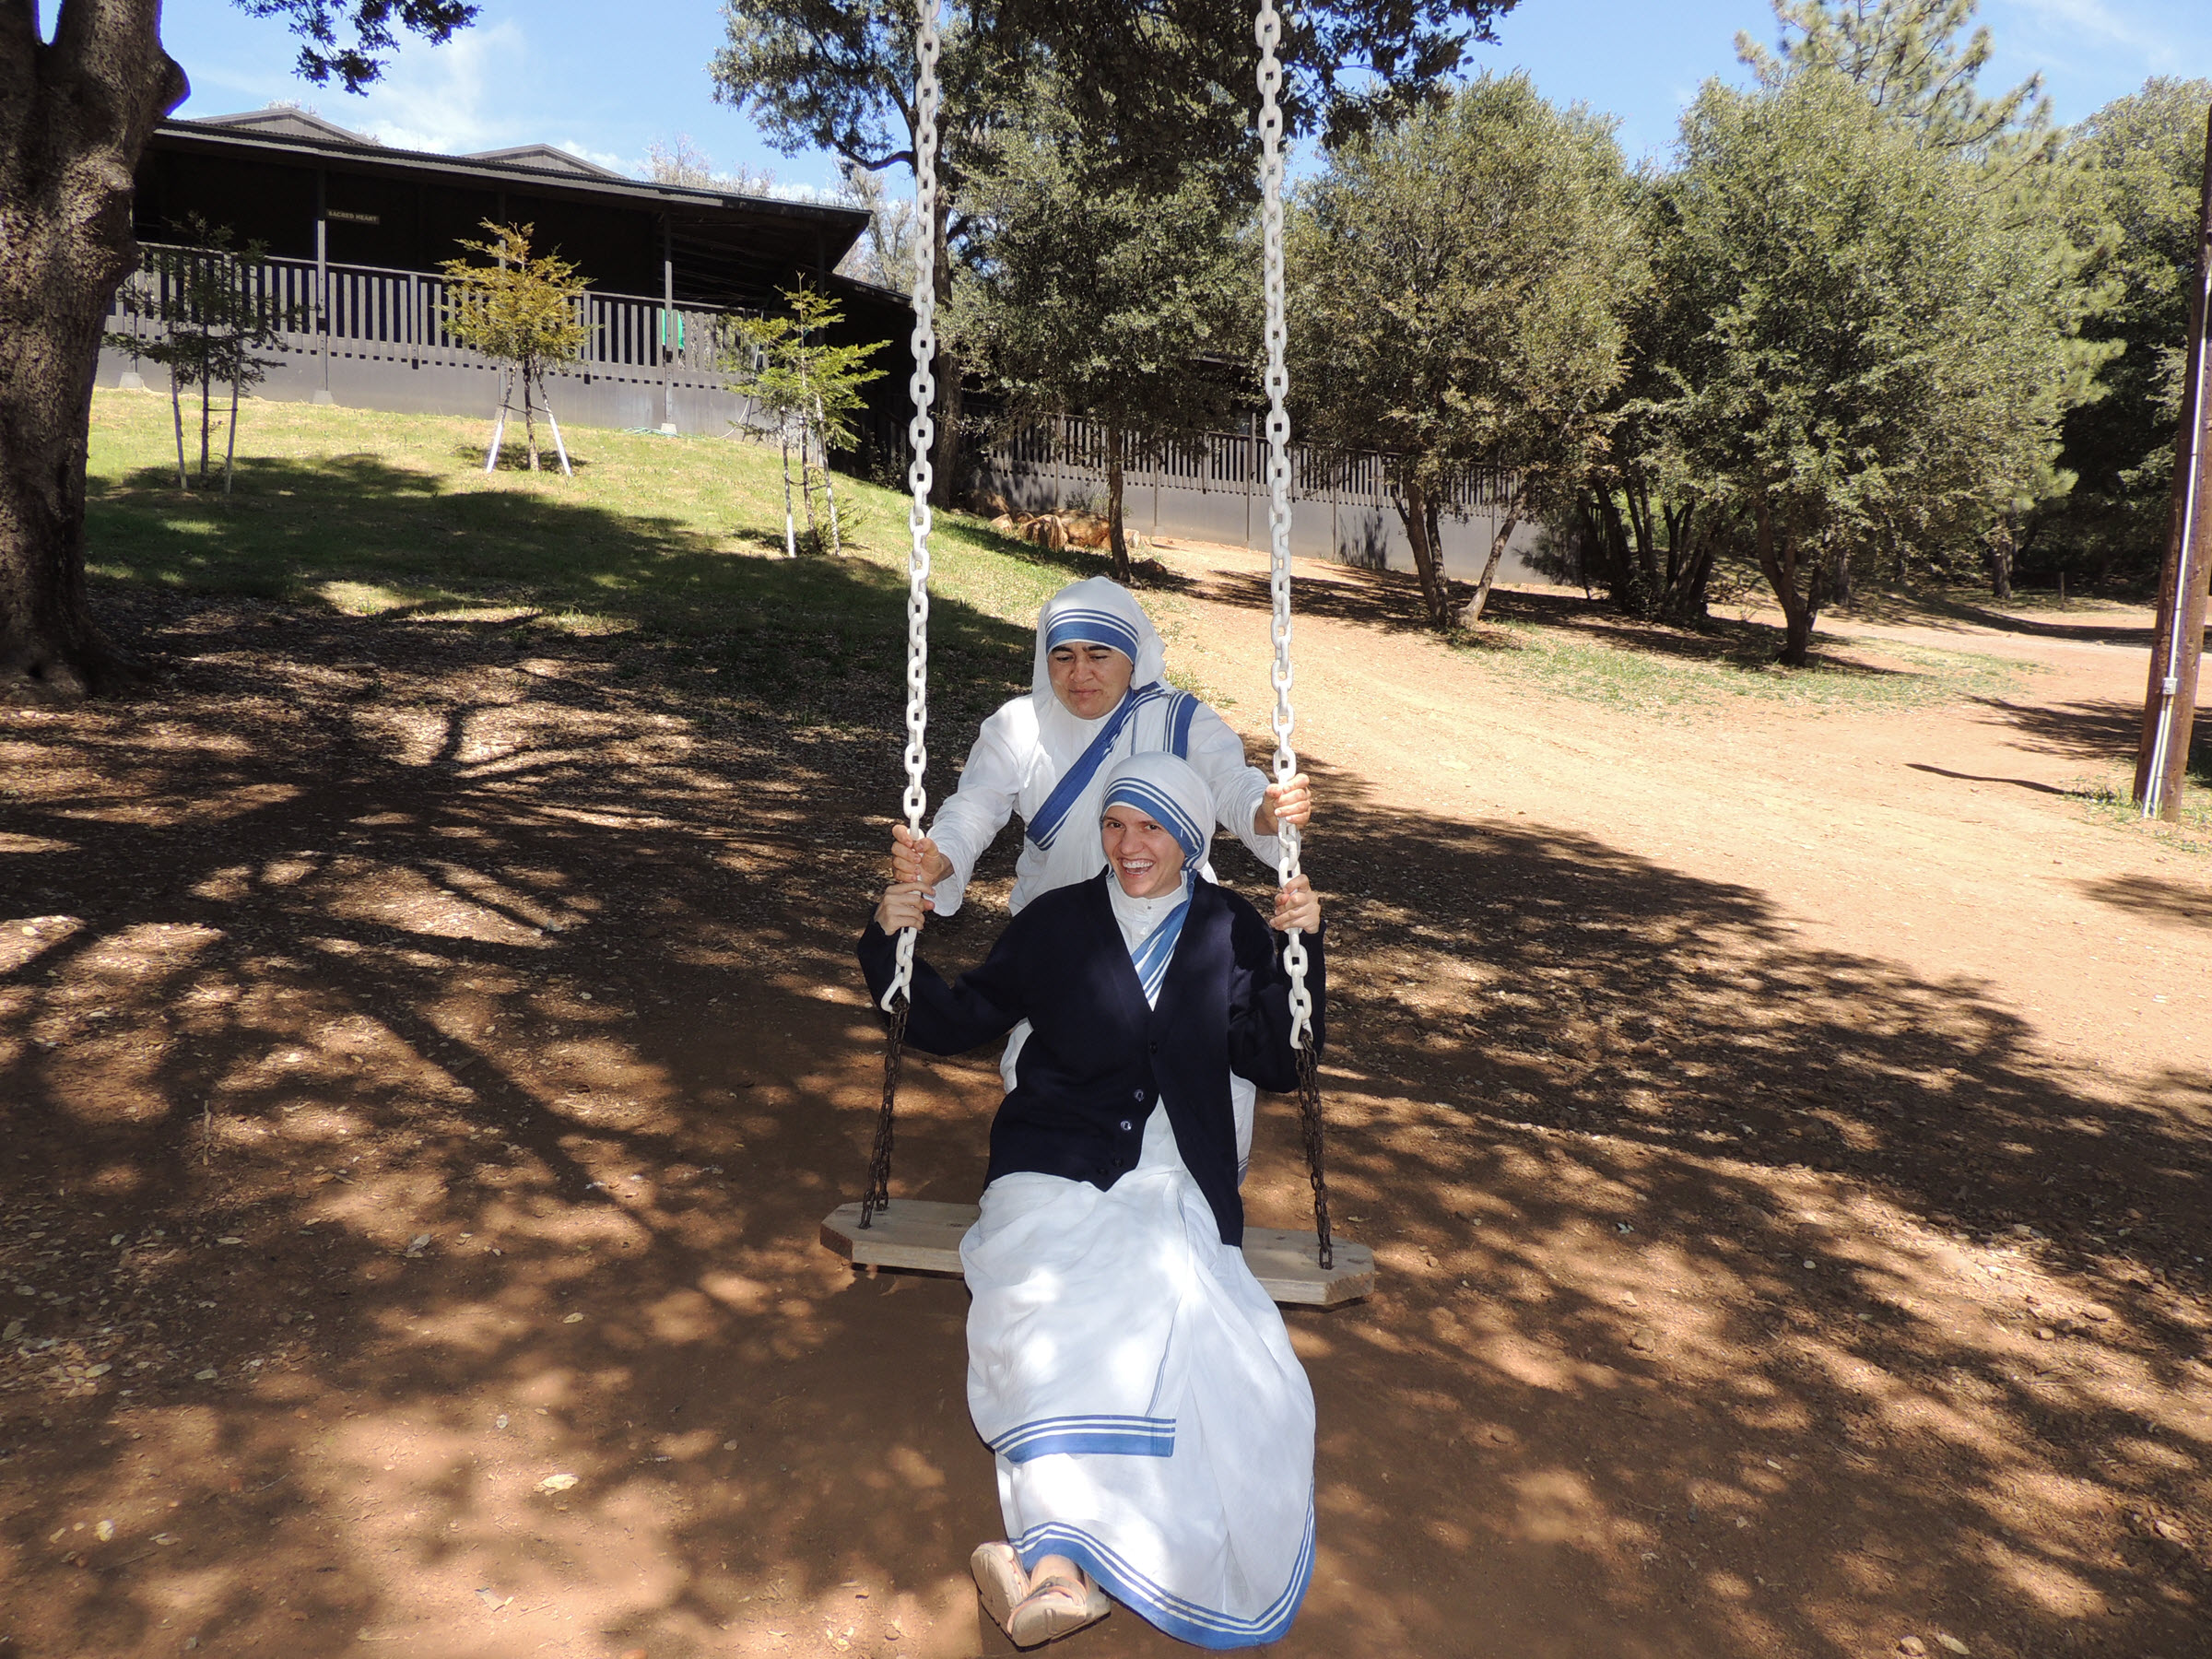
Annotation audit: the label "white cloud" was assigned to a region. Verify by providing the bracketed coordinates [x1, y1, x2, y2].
[348, 19, 526, 154]
[556, 139, 629, 172]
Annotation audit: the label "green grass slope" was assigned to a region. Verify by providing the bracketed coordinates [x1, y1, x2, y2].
[86, 391, 1105, 732]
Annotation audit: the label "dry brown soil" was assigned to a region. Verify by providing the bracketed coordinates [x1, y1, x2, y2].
[3, 547, 2208, 1659]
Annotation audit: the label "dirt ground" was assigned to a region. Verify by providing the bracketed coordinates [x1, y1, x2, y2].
[3, 546, 2208, 1659]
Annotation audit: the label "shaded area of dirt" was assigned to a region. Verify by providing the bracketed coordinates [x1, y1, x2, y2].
[3, 562, 2209, 1659]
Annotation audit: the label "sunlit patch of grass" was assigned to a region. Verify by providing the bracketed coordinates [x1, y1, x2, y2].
[1453, 614, 2032, 716]
[2064, 773, 2212, 853]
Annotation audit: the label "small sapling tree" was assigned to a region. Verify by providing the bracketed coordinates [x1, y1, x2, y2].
[105, 218, 293, 497]
[440, 223, 587, 475]
[724, 283, 886, 555]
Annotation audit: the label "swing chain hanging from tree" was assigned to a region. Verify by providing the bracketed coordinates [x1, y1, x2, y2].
[854, 0, 1335, 1281]
[1254, 0, 1332, 1273]
[862, 0, 941, 1230]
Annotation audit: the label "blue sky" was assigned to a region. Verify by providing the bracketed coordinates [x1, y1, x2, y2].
[159, 0, 2212, 193]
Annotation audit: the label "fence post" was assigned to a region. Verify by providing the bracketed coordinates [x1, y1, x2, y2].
[313, 170, 334, 404]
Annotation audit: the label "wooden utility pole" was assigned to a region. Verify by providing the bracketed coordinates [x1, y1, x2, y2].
[2134, 104, 2212, 820]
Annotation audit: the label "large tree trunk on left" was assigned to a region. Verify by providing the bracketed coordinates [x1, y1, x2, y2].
[0, 1, 188, 702]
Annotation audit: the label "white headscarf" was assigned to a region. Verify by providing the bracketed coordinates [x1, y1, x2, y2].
[1100, 751, 1215, 866]
[1100, 752, 1213, 1002]
[1031, 577, 1169, 754]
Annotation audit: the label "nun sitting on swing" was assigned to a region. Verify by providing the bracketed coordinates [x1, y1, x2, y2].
[889, 573, 1312, 1176]
[860, 750, 1323, 1651]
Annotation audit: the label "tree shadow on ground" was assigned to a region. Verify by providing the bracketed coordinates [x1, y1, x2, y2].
[1196, 559, 1934, 683]
[2, 597, 2207, 1659]
[85, 453, 1040, 743]
[1872, 593, 2158, 650]
[1972, 696, 2212, 792]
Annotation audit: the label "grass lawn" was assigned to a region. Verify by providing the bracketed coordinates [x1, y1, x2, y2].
[88, 389, 2039, 734]
[86, 390, 1103, 735]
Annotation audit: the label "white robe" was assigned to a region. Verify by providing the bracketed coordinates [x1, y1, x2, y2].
[927, 580, 1277, 1175]
[959, 878, 1318, 1650]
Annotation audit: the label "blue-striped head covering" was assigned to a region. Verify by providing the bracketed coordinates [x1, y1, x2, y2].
[1042, 599, 1142, 665]
[1100, 751, 1213, 865]
[1035, 577, 1162, 679]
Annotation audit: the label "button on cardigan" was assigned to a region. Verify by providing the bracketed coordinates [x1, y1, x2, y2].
[857, 870, 1325, 1247]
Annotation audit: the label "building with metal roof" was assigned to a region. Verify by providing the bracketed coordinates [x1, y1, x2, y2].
[100, 108, 911, 454]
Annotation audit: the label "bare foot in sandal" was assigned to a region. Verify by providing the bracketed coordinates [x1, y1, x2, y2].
[1006, 1555, 1110, 1649]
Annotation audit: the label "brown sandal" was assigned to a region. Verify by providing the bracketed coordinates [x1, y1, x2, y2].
[1006, 1566, 1110, 1648]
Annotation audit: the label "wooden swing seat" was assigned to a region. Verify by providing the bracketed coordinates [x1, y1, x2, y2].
[820, 1199, 1376, 1308]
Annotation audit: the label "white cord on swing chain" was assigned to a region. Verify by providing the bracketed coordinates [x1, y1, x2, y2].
[1254, 0, 1312, 1048]
[884, 0, 940, 1012]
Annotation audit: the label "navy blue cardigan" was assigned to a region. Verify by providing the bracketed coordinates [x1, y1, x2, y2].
[856, 870, 1325, 1246]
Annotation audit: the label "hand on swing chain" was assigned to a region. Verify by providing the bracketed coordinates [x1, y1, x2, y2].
[877, 880, 932, 935]
[1271, 874, 1320, 934]
[1254, 771, 1312, 836]
[890, 823, 952, 889]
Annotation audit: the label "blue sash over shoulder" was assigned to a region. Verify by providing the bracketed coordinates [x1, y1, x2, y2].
[1028, 682, 1181, 851]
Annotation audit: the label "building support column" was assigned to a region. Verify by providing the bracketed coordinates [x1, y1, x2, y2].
[660, 214, 677, 434]
[313, 169, 333, 404]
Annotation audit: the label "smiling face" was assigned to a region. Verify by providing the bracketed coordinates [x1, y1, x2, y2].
[1100, 805, 1187, 899]
[1047, 642, 1135, 720]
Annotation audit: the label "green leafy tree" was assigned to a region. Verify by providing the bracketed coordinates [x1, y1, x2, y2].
[708, 2, 1523, 509]
[106, 216, 295, 498]
[952, 90, 1253, 580]
[2041, 79, 2212, 584]
[725, 283, 888, 556]
[1554, 178, 1742, 625]
[439, 223, 588, 475]
[1287, 73, 1644, 629]
[1660, 62, 2108, 662]
[1, 0, 475, 701]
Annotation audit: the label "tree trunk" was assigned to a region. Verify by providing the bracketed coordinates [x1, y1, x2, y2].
[223, 371, 239, 498]
[1988, 519, 2015, 601]
[522, 370, 539, 472]
[800, 428, 822, 555]
[926, 194, 964, 510]
[1594, 488, 1643, 616]
[780, 428, 797, 557]
[1105, 431, 1132, 582]
[169, 368, 187, 490]
[820, 424, 843, 556]
[1394, 475, 1451, 629]
[1659, 509, 1717, 625]
[0, 5, 187, 701]
[1459, 490, 1526, 628]
[1755, 497, 1817, 667]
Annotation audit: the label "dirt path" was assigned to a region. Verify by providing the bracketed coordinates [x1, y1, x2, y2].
[2, 556, 2206, 1659]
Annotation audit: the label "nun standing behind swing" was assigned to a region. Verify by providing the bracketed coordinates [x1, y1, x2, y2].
[889, 574, 1312, 1171]
[860, 750, 1324, 1650]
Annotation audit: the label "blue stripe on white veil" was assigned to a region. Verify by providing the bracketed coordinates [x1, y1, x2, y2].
[1127, 873, 1195, 1006]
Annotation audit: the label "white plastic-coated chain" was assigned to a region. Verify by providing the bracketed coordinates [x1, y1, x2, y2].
[1254, 0, 1311, 1047]
[882, 0, 940, 1012]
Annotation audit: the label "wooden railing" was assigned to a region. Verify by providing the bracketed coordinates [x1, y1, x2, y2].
[108, 243, 743, 383]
